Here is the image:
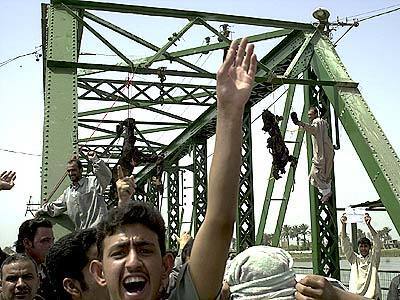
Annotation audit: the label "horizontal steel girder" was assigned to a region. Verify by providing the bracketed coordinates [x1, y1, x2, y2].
[52, 0, 315, 31]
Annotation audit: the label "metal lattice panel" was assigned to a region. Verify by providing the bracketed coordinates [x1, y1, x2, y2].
[146, 179, 160, 209]
[167, 164, 180, 250]
[192, 138, 207, 235]
[236, 106, 255, 253]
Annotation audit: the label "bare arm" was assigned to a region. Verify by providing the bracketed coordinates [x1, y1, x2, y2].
[298, 121, 317, 135]
[340, 214, 356, 263]
[188, 37, 257, 299]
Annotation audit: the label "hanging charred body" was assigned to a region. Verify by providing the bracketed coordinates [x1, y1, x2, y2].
[262, 109, 297, 180]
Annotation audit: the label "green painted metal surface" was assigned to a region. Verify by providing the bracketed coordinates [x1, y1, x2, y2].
[41, 4, 78, 233]
[311, 33, 400, 234]
[192, 138, 207, 236]
[167, 164, 180, 250]
[236, 106, 255, 252]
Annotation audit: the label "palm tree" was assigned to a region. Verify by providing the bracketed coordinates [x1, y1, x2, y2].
[378, 227, 392, 242]
[298, 224, 310, 249]
[290, 225, 301, 248]
[282, 225, 291, 249]
[262, 233, 274, 246]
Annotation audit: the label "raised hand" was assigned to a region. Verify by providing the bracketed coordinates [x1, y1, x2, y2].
[291, 112, 299, 125]
[116, 165, 135, 206]
[177, 232, 192, 250]
[87, 151, 98, 161]
[340, 213, 347, 224]
[364, 213, 371, 225]
[0, 171, 16, 191]
[216, 37, 257, 114]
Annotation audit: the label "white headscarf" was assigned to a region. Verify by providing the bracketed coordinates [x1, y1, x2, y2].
[226, 246, 296, 300]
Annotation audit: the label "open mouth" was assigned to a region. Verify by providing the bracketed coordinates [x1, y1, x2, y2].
[123, 276, 147, 295]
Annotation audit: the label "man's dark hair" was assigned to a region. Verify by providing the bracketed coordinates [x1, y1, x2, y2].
[308, 106, 319, 116]
[181, 238, 194, 263]
[0, 248, 9, 266]
[358, 237, 372, 247]
[15, 218, 53, 253]
[97, 201, 166, 257]
[67, 158, 83, 170]
[46, 228, 97, 300]
[1, 253, 38, 280]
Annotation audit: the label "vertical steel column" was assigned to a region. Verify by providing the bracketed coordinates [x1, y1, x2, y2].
[167, 163, 180, 250]
[304, 69, 340, 279]
[236, 105, 255, 253]
[41, 4, 79, 234]
[192, 137, 208, 236]
[146, 179, 159, 209]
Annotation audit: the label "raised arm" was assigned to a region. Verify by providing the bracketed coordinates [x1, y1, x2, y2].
[116, 165, 135, 207]
[340, 214, 356, 263]
[188, 37, 257, 299]
[88, 151, 112, 191]
[364, 213, 382, 261]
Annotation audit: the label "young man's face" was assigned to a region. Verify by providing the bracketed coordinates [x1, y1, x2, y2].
[67, 162, 82, 183]
[359, 243, 371, 257]
[25, 227, 54, 265]
[1, 260, 39, 300]
[93, 224, 172, 300]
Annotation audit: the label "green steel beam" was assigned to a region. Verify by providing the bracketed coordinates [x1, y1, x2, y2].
[48, 60, 216, 79]
[255, 84, 296, 245]
[135, 29, 292, 65]
[236, 106, 255, 252]
[83, 11, 210, 74]
[143, 18, 198, 68]
[78, 134, 166, 147]
[139, 125, 188, 135]
[53, 0, 315, 31]
[79, 78, 216, 89]
[271, 105, 308, 247]
[283, 31, 316, 78]
[192, 138, 208, 235]
[79, 118, 187, 126]
[41, 4, 78, 234]
[62, 3, 133, 67]
[311, 33, 400, 234]
[167, 162, 180, 250]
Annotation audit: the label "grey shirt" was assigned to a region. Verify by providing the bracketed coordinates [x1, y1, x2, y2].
[39, 159, 112, 229]
[168, 263, 199, 300]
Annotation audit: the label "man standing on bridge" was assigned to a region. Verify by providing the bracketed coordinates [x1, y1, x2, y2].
[291, 107, 334, 203]
[37, 151, 112, 230]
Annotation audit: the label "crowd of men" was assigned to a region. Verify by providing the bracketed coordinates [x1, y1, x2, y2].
[1, 38, 399, 300]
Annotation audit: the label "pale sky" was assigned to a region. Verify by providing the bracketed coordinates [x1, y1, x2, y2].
[1, 0, 399, 248]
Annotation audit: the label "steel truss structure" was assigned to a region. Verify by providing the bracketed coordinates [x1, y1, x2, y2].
[41, 0, 400, 278]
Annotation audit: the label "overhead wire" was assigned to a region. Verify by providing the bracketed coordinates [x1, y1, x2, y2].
[338, 4, 400, 21]
[0, 46, 42, 69]
[0, 148, 41, 157]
